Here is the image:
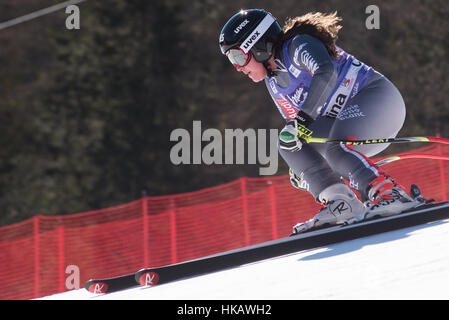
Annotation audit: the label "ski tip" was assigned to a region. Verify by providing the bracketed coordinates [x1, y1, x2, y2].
[85, 281, 109, 294]
[137, 271, 160, 287]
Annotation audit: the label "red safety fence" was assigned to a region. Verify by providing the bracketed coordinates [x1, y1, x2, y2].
[1, 144, 448, 300]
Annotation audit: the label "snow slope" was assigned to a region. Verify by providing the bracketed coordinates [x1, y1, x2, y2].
[40, 218, 449, 300]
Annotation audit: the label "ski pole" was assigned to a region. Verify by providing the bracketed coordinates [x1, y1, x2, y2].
[374, 153, 449, 167]
[309, 136, 449, 146]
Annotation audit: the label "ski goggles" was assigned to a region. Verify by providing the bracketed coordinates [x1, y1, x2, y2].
[226, 47, 252, 67]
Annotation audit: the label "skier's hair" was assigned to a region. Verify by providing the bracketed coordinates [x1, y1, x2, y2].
[279, 11, 343, 58]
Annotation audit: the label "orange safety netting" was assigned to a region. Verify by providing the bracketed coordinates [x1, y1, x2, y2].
[1, 144, 448, 299]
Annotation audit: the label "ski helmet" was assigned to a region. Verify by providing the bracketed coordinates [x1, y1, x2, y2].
[219, 9, 282, 64]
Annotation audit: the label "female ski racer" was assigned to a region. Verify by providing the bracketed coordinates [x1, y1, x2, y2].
[218, 9, 422, 234]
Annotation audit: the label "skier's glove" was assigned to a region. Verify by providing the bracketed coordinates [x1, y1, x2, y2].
[279, 111, 314, 152]
[279, 120, 301, 151]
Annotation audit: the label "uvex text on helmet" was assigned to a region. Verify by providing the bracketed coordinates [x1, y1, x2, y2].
[219, 9, 282, 63]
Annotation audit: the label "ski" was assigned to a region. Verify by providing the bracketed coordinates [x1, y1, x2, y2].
[135, 201, 449, 289]
[84, 201, 449, 294]
[84, 272, 137, 294]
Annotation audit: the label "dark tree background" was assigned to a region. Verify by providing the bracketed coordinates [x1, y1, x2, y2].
[0, 0, 448, 226]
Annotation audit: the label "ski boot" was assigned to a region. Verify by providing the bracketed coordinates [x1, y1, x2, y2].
[291, 183, 366, 235]
[346, 176, 428, 224]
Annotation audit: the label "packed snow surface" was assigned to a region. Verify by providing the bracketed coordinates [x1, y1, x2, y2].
[41, 218, 449, 300]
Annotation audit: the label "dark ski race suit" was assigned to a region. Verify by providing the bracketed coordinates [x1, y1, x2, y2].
[266, 34, 406, 201]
